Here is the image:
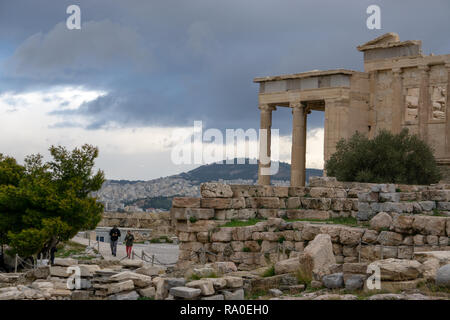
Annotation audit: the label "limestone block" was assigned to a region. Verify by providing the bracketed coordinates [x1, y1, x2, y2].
[437, 202, 450, 211]
[135, 266, 165, 277]
[358, 192, 379, 202]
[201, 198, 232, 209]
[107, 280, 135, 294]
[310, 187, 347, 198]
[274, 258, 300, 275]
[357, 202, 374, 221]
[201, 183, 233, 198]
[138, 286, 156, 298]
[212, 262, 237, 274]
[288, 187, 310, 197]
[172, 197, 201, 208]
[392, 215, 414, 234]
[201, 294, 224, 300]
[412, 215, 447, 236]
[298, 234, 335, 280]
[120, 260, 144, 268]
[361, 230, 378, 244]
[231, 241, 244, 252]
[230, 185, 250, 197]
[178, 232, 197, 242]
[369, 212, 392, 231]
[368, 258, 422, 281]
[53, 258, 78, 267]
[231, 197, 246, 209]
[273, 186, 289, 197]
[223, 288, 244, 300]
[211, 228, 233, 242]
[256, 209, 278, 219]
[377, 231, 403, 246]
[223, 276, 244, 288]
[237, 209, 257, 219]
[286, 197, 301, 209]
[110, 271, 152, 288]
[108, 290, 139, 300]
[232, 226, 259, 241]
[426, 235, 439, 245]
[379, 193, 400, 202]
[418, 201, 436, 212]
[301, 224, 321, 241]
[371, 184, 396, 193]
[186, 279, 215, 296]
[179, 220, 217, 233]
[253, 197, 280, 209]
[205, 278, 227, 290]
[286, 209, 330, 220]
[319, 225, 342, 242]
[301, 198, 331, 210]
[339, 227, 364, 246]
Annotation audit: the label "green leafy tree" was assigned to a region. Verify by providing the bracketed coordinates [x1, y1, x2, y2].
[0, 144, 105, 260]
[325, 129, 441, 185]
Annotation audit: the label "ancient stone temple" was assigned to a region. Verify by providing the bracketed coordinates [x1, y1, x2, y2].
[255, 33, 450, 186]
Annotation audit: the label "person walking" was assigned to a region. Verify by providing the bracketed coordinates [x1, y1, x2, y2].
[124, 230, 135, 259]
[109, 226, 121, 257]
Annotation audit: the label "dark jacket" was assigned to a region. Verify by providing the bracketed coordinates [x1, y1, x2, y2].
[109, 228, 121, 241]
[124, 234, 135, 247]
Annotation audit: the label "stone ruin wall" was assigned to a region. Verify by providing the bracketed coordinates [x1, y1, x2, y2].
[171, 177, 450, 270]
[98, 211, 175, 239]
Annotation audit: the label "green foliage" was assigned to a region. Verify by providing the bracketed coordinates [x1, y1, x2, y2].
[277, 236, 286, 243]
[262, 265, 275, 277]
[189, 216, 198, 223]
[242, 247, 251, 252]
[219, 218, 265, 228]
[325, 129, 441, 185]
[0, 144, 105, 258]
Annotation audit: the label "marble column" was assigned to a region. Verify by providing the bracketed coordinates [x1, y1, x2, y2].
[257, 104, 275, 185]
[418, 65, 430, 142]
[290, 102, 307, 187]
[446, 63, 450, 154]
[392, 68, 403, 134]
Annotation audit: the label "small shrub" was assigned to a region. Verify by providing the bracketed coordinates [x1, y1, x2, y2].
[278, 236, 286, 243]
[325, 129, 441, 184]
[257, 239, 263, 245]
[262, 266, 275, 277]
[189, 216, 198, 223]
[242, 247, 251, 252]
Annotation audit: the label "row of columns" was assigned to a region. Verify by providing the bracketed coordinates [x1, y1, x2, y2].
[257, 102, 308, 187]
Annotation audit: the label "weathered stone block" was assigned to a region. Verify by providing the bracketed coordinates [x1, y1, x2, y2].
[201, 183, 233, 198]
[369, 212, 392, 231]
[286, 209, 330, 220]
[211, 228, 233, 242]
[340, 227, 364, 246]
[172, 197, 201, 208]
[170, 286, 201, 299]
[377, 231, 403, 246]
[201, 198, 232, 209]
[379, 193, 400, 202]
[412, 215, 447, 236]
[288, 187, 310, 197]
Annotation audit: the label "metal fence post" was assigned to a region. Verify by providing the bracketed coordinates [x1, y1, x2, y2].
[152, 255, 155, 266]
[15, 254, 18, 273]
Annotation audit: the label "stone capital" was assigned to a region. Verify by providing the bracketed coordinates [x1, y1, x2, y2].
[258, 104, 276, 112]
[289, 101, 304, 109]
[392, 67, 402, 78]
[418, 64, 430, 73]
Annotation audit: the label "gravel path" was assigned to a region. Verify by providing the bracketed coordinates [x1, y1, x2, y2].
[71, 236, 179, 266]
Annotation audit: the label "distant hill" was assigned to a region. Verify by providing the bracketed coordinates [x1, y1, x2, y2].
[174, 158, 323, 183]
[101, 159, 323, 211]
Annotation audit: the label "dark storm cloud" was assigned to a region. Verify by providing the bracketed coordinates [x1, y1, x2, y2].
[1, 0, 449, 134]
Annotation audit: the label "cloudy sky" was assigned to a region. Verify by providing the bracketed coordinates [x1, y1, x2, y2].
[0, 0, 449, 180]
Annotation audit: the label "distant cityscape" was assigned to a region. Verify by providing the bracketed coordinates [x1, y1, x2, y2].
[95, 161, 323, 212]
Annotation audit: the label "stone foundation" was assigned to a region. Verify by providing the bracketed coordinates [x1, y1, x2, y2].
[171, 177, 450, 270]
